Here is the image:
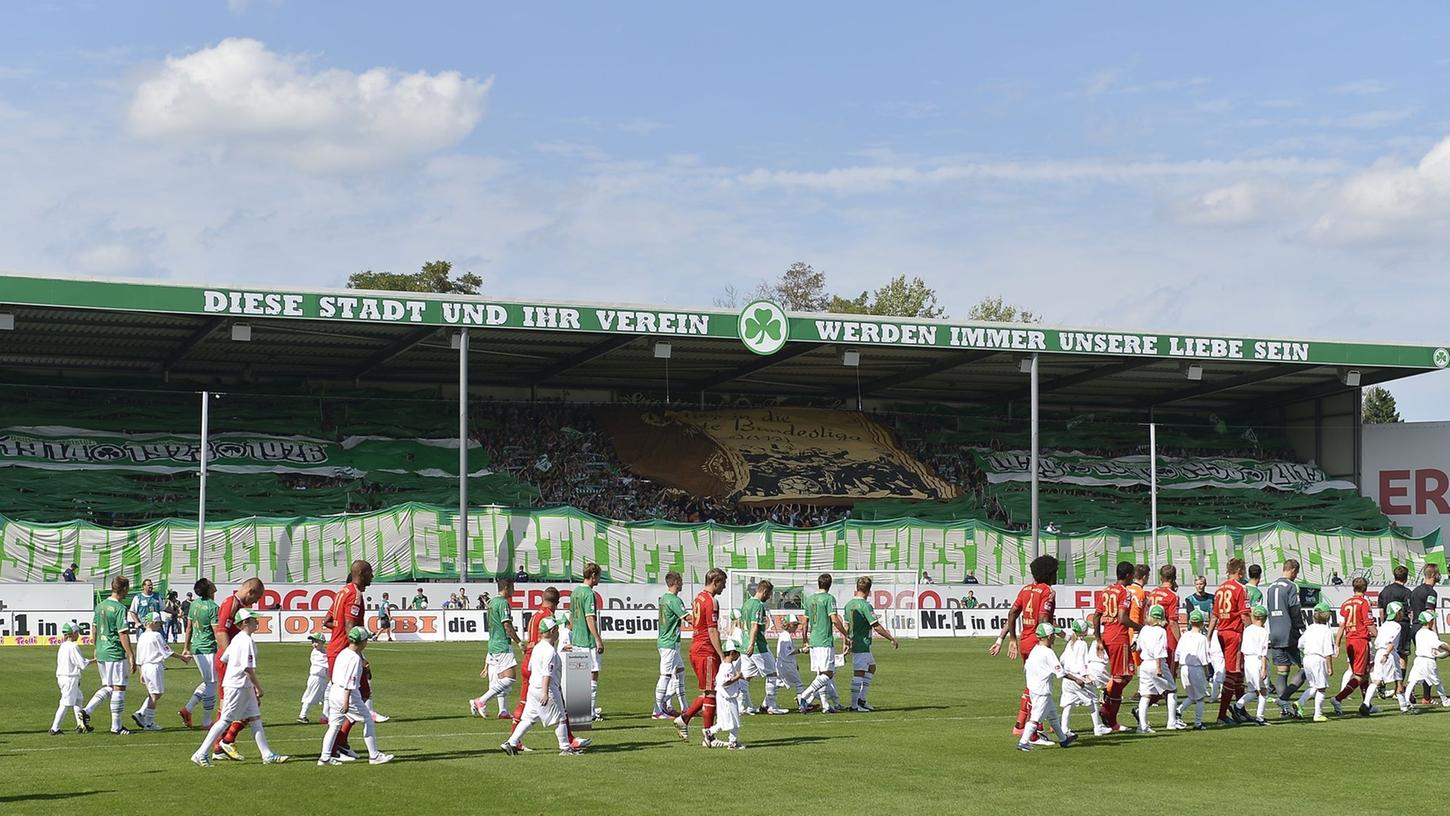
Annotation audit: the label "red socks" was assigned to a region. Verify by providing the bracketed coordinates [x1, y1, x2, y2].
[1335, 678, 1360, 702]
[702, 697, 716, 730]
[214, 720, 245, 750]
[682, 695, 706, 723]
[1015, 688, 1031, 729]
[511, 701, 525, 722]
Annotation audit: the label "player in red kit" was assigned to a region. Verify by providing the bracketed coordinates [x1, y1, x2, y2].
[673, 567, 726, 743]
[210, 577, 263, 760]
[1334, 577, 1377, 715]
[1208, 558, 1250, 726]
[323, 560, 372, 760]
[1092, 561, 1138, 731]
[989, 554, 1059, 739]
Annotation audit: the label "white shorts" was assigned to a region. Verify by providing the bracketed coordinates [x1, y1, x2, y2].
[589, 650, 603, 673]
[742, 651, 777, 678]
[1371, 652, 1402, 684]
[1086, 663, 1110, 688]
[809, 646, 836, 673]
[1407, 659, 1441, 690]
[1302, 655, 1329, 690]
[1244, 661, 1266, 693]
[219, 682, 260, 721]
[327, 685, 370, 723]
[1180, 665, 1208, 701]
[1137, 663, 1175, 695]
[193, 653, 217, 685]
[98, 660, 129, 687]
[851, 651, 875, 672]
[57, 677, 83, 706]
[1059, 678, 1097, 707]
[141, 664, 165, 696]
[658, 647, 684, 675]
[487, 652, 518, 673]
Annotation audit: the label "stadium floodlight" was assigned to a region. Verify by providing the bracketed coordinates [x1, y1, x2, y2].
[230, 323, 252, 342]
[653, 341, 672, 359]
[0, 312, 13, 330]
[1339, 368, 1362, 387]
[841, 349, 860, 367]
[1184, 363, 1204, 381]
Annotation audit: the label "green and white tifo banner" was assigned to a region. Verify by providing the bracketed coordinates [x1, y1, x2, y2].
[975, 450, 1357, 494]
[0, 426, 480, 477]
[0, 503, 1439, 588]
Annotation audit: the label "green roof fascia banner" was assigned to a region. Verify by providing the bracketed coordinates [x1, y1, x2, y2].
[1, 274, 1446, 369]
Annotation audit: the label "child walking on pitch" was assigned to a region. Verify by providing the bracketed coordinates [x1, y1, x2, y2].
[1364, 601, 1410, 713]
[1405, 610, 1450, 710]
[1058, 620, 1108, 737]
[134, 612, 192, 730]
[501, 616, 591, 756]
[51, 623, 91, 735]
[704, 638, 747, 749]
[1236, 606, 1271, 725]
[1174, 610, 1211, 729]
[1018, 624, 1083, 751]
[774, 619, 804, 698]
[299, 634, 328, 723]
[1294, 602, 1337, 722]
[1134, 605, 1178, 733]
[190, 609, 289, 767]
[319, 627, 393, 765]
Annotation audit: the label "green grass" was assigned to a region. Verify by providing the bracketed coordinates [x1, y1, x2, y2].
[1, 639, 1445, 815]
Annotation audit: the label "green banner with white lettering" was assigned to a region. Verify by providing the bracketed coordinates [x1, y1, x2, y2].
[1, 502, 1438, 588]
[974, 450, 1357, 494]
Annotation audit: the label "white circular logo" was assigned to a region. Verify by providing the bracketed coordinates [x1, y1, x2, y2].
[1435, 348, 1449, 369]
[738, 300, 789, 356]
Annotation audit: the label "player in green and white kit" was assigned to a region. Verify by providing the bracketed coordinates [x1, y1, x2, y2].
[470, 578, 522, 719]
[179, 578, 220, 728]
[844, 576, 899, 711]
[798, 573, 850, 714]
[569, 562, 604, 719]
[83, 575, 138, 734]
[653, 571, 688, 718]
[741, 579, 789, 715]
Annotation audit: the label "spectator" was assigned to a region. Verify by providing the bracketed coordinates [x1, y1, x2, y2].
[445, 594, 459, 610]
[964, 571, 980, 585]
[476, 594, 487, 609]
[62, 563, 79, 582]
[921, 570, 935, 585]
[963, 591, 978, 609]
[162, 590, 183, 642]
[515, 566, 528, 583]
[1330, 571, 1344, 586]
[412, 587, 429, 610]
[181, 592, 193, 619]
[129, 578, 162, 627]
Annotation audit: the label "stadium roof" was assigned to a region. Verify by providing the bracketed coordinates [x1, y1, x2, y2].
[1, 273, 1446, 413]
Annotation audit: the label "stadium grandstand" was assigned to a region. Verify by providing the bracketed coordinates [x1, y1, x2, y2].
[0, 273, 1445, 587]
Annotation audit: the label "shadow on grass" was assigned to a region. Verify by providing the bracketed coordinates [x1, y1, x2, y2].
[739, 735, 839, 748]
[0, 791, 114, 803]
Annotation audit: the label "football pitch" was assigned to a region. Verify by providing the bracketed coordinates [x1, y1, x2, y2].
[1, 639, 1443, 815]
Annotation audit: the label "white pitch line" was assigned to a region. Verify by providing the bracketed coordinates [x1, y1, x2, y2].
[2, 711, 1001, 755]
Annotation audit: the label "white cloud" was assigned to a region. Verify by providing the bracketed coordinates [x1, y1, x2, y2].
[1337, 105, 1421, 129]
[1332, 79, 1389, 95]
[128, 38, 491, 172]
[1084, 69, 1122, 96]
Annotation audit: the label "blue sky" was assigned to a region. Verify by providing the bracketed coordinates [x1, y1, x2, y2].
[2, 2, 1449, 417]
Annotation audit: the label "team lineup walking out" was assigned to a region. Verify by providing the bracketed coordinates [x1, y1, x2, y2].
[991, 558, 1450, 750]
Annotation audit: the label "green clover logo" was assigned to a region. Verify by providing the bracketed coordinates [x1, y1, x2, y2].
[1435, 348, 1449, 369]
[739, 300, 788, 355]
